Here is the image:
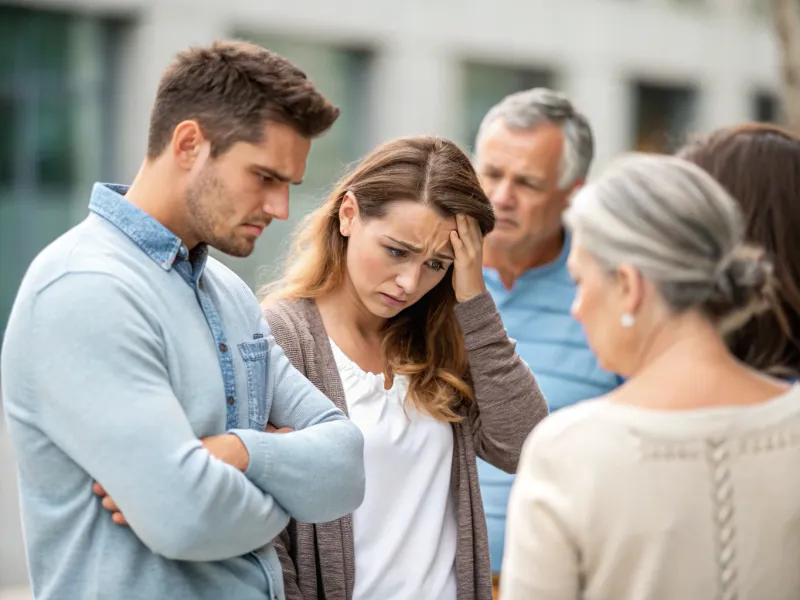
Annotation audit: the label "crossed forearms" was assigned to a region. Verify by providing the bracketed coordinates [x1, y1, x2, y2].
[94, 428, 292, 525]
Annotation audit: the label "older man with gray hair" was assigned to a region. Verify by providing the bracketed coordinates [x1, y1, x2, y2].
[474, 88, 623, 596]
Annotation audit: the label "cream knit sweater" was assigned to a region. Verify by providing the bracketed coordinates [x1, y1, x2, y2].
[501, 385, 800, 600]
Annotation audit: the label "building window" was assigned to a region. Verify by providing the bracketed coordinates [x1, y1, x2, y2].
[753, 91, 781, 123]
[0, 6, 121, 334]
[225, 34, 374, 288]
[632, 81, 698, 153]
[461, 61, 554, 151]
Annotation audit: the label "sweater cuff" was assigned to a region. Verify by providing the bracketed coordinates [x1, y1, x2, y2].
[228, 428, 273, 489]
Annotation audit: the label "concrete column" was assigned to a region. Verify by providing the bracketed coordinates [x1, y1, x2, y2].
[369, 41, 462, 147]
[698, 70, 753, 134]
[562, 59, 632, 177]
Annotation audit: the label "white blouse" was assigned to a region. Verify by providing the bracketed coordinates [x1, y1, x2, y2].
[330, 339, 458, 600]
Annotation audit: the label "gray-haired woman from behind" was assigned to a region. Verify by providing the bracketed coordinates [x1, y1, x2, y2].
[500, 153, 800, 600]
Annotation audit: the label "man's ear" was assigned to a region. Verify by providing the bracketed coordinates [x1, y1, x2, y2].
[171, 120, 209, 171]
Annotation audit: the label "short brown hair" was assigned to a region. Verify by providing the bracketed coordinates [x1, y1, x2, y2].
[147, 39, 340, 159]
[677, 123, 800, 378]
[263, 136, 496, 422]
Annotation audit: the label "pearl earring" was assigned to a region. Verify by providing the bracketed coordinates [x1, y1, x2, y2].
[620, 313, 635, 328]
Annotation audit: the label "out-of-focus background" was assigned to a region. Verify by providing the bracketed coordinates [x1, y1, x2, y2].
[0, 0, 795, 596]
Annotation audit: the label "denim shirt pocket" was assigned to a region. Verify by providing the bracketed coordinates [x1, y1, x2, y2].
[238, 339, 270, 430]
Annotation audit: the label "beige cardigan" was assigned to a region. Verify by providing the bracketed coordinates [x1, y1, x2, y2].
[264, 291, 548, 600]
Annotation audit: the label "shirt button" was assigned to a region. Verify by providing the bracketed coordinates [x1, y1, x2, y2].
[219, 343, 228, 352]
[227, 396, 235, 405]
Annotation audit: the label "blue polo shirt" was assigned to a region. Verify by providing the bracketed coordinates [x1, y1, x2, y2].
[478, 231, 622, 572]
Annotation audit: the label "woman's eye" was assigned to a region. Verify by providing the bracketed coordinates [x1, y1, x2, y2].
[256, 173, 274, 185]
[427, 260, 444, 272]
[385, 247, 406, 258]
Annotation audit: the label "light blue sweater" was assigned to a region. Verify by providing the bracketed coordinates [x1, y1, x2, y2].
[1, 183, 365, 600]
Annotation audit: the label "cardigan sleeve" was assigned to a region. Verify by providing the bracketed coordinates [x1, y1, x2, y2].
[264, 301, 308, 374]
[273, 526, 307, 600]
[262, 301, 314, 600]
[454, 291, 549, 473]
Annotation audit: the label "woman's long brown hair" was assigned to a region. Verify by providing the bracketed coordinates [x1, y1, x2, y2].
[262, 135, 496, 421]
[677, 123, 800, 379]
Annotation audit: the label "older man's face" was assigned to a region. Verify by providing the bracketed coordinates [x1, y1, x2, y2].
[476, 120, 575, 257]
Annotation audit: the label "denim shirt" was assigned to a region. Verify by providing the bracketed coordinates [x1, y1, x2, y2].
[1, 183, 365, 600]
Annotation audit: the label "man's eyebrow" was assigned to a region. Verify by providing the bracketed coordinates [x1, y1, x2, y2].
[254, 165, 303, 186]
[385, 237, 454, 260]
[481, 163, 547, 188]
[516, 174, 547, 188]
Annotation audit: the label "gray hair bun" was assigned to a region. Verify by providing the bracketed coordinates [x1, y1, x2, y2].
[704, 245, 774, 332]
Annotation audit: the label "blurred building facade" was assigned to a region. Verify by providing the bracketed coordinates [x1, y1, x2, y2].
[0, 0, 781, 594]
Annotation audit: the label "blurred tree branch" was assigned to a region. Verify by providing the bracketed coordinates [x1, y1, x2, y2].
[771, 0, 800, 129]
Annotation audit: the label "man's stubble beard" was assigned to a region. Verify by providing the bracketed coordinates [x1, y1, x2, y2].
[185, 166, 254, 258]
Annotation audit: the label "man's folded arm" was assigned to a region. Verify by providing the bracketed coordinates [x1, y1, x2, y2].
[230, 324, 365, 523]
[25, 272, 290, 561]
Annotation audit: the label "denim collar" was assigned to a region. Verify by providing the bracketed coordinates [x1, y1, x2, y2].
[88, 182, 206, 271]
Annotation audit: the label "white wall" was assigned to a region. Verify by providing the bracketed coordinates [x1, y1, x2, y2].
[26, 0, 779, 179]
